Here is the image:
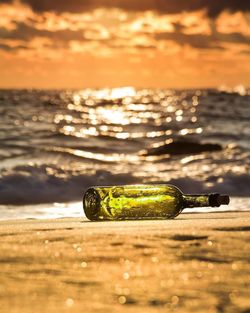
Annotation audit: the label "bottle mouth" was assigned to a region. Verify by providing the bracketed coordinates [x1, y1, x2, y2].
[209, 194, 230, 207]
[83, 188, 100, 220]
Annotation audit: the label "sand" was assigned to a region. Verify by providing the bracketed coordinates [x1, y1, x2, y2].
[0, 212, 250, 313]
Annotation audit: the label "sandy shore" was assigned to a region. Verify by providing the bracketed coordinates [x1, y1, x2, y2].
[0, 212, 250, 313]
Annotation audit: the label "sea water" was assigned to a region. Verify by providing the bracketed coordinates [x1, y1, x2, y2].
[0, 87, 249, 220]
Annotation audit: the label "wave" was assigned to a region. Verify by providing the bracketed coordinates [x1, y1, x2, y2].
[0, 164, 249, 205]
[140, 139, 222, 156]
[0, 165, 137, 205]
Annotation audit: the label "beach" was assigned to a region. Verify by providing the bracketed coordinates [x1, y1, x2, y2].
[1, 212, 250, 313]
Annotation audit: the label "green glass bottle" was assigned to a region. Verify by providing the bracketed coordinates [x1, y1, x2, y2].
[83, 184, 230, 221]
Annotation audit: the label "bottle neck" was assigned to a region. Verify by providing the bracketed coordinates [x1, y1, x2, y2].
[183, 194, 210, 208]
[183, 193, 230, 208]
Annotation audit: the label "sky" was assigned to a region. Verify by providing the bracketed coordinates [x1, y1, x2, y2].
[0, 0, 249, 89]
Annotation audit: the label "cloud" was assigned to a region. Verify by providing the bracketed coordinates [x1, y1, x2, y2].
[0, 0, 250, 17]
[155, 23, 250, 50]
[0, 42, 28, 51]
[216, 11, 250, 36]
[241, 49, 250, 55]
[155, 31, 223, 50]
[0, 1, 249, 57]
[0, 22, 92, 42]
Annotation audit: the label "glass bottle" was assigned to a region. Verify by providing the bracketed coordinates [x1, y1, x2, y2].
[83, 184, 229, 221]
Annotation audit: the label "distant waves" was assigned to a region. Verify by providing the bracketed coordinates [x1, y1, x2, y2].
[0, 164, 250, 205]
[0, 88, 249, 207]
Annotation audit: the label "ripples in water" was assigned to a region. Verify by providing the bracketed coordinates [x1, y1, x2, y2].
[0, 87, 249, 208]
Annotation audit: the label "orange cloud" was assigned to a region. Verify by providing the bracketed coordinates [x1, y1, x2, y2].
[0, 1, 34, 30]
[0, 1, 249, 88]
[2, 0, 249, 17]
[216, 11, 250, 36]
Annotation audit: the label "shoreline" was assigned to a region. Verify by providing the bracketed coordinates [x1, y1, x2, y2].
[0, 212, 250, 313]
[1, 196, 250, 222]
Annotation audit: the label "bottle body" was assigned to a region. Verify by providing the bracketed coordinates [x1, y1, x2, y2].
[83, 184, 186, 220]
[83, 184, 229, 221]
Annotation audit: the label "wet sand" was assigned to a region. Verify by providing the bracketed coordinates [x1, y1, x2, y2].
[0, 212, 250, 313]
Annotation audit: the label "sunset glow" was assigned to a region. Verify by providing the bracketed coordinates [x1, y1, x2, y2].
[0, 0, 249, 88]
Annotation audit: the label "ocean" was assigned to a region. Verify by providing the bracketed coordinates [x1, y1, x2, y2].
[0, 87, 249, 220]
